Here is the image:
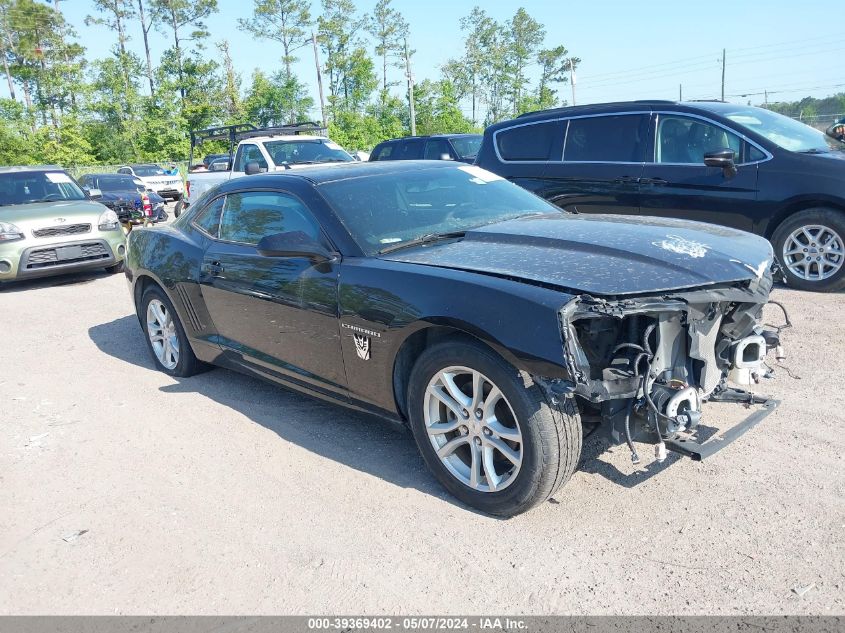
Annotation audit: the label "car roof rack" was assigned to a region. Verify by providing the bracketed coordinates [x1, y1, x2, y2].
[188, 122, 329, 165]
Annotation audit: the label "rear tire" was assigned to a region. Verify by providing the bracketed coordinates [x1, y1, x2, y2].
[139, 285, 204, 377]
[772, 208, 845, 292]
[407, 338, 582, 517]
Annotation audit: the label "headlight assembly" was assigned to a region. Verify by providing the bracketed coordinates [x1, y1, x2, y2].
[0, 222, 24, 242]
[98, 209, 120, 231]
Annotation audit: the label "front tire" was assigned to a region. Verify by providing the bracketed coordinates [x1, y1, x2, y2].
[139, 285, 203, 377]
[174, 199, 184, 218]
[772, 208, 845, 292]
[407, 338, 582, 517]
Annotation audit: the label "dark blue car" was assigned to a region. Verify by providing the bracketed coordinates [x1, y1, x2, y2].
[78, 173, 167, 223]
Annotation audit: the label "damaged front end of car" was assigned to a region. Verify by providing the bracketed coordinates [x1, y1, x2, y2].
[546, 271, 784, 464]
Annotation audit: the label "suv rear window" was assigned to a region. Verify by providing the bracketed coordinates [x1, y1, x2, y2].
[564, 114, 649, 163]
[496, 121, 559, 161]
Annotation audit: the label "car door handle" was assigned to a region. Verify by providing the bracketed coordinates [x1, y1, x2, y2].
[641, 177, 669, 186]
[614, 176, 640, 184]
[203, 261, 224, 276]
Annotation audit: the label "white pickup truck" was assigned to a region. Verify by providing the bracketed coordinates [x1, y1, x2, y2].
[184, 123, 355, 209]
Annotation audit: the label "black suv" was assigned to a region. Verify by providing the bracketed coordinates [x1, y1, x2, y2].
[370, 134, 482, 164]
[475, 100, 845, 292]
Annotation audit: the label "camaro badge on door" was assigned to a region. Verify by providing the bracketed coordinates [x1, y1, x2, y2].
[342, 323, 381, 361]
[353, 333, 370, 360]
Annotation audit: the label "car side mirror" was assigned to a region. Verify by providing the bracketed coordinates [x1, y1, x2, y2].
[704, 149, 737, 177]
[256, 231, 334, 262]
[245, 161, 267, 176]
[84, 187, 103, 200]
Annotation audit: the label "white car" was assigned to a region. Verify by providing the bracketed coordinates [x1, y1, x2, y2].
[117, 164, 184, 201]
[185, 135, 354, 205]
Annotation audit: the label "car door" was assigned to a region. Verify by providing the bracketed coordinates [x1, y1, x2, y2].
[540, 113, 649, 215]
[198, 189, 346, 393]
[638, 113, 761, 231]
[231, 143, 268, 179]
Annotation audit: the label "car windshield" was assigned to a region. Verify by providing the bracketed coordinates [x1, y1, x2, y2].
[265, 139, 354, 166]
[450, 135, 482, 159]
[96, 175, 143, 192]
[133, 165, 166, 176]
[0, 171, 86, 206]
[318, 164, 561, 255]
[716, 107, 845, 153]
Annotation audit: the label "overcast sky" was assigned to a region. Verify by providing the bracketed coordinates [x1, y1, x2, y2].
[7, 0, 844, 114]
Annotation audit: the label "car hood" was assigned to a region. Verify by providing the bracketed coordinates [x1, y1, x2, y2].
[1, 200, 109, 230]
[381, 214, 774, 296]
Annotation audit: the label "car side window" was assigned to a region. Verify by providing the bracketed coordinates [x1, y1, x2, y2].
[192, 195, 226, 237]
[234, 144, 267, 171]
[564, 114, 650, 162]
[398, 140, 424, 159]
[218, 191, 322, 246]
[373, 144, 393, 160]
[656, 115, 742, 164]
[424, 139, 453, 160]
[496, 121, 560, 161]
[117, 168, 129, 175]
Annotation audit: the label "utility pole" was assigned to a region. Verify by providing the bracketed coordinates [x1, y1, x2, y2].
[721, 48, 726, 102]
[311, 31, 327, 128]
[569, 57, 576, 106]
[405, 38, 416, 136]
[764, 90, 768, 108]
[679, 84, 682, 101]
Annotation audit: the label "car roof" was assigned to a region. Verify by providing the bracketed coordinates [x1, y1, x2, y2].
[0, 165, 65, 174]
[219, 160, 457, 190]
[378, 133, 481, 145]
[87, 173, 138, 179]
[125, 163, 159, 168]
[486, 99, 751, 133]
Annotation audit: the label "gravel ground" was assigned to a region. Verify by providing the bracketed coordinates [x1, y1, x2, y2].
[1, 234, 843, 614]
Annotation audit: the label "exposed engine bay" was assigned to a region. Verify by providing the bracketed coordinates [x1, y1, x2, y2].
[549, 275, 787, 464]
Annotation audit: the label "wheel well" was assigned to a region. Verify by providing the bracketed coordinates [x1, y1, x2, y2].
[132, 274, 161, 317]
[391, 326, 485, 421]
[766, 201, 845, 240]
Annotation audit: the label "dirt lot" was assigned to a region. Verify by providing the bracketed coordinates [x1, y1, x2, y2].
[1, 251, 843, 614]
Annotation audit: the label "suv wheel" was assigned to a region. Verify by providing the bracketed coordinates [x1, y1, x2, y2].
[407, 339, 582, 517]
[772, 208, 845, 292]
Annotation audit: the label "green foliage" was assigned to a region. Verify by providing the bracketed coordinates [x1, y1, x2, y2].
[238, 0, 312, 78]
[364, 0, 407, 94]
[242, 69, 314, 126]
[414, 79, 477, 136]
[0, 0, 580, 168]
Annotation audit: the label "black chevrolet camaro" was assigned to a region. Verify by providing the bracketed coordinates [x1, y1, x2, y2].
[125, 161, 783, 516]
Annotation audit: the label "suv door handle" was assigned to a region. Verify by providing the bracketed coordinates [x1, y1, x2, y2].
[641, 177, 669, 186]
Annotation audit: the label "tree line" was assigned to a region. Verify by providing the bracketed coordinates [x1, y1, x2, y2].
[0, 0, 578, 166]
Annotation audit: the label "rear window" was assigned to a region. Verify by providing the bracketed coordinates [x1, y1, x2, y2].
[496, 121, 559, 161]
[564, 114, 650, 162]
